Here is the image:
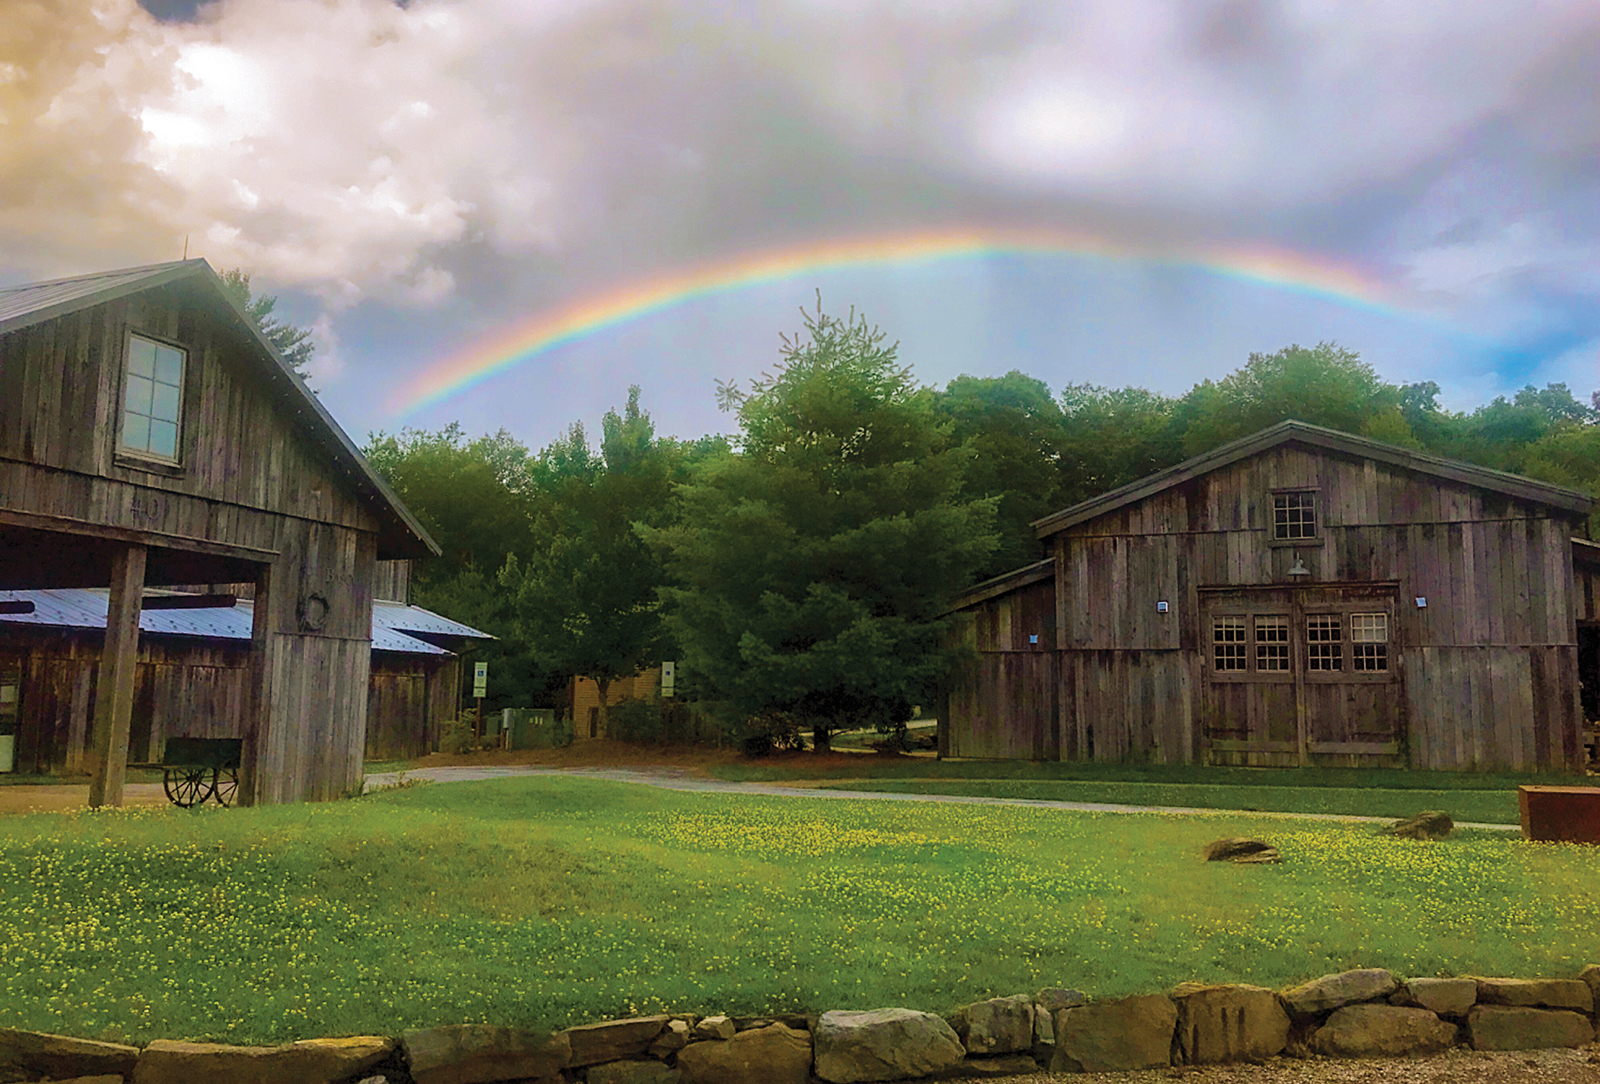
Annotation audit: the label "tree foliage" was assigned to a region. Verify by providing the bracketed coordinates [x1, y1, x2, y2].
[219, 268, 317, 383]
[649, 304, 999, 749]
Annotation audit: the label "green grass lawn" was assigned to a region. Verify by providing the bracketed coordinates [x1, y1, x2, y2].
[0, 776, 1595, 1047]
[712, 757, 1586, 824]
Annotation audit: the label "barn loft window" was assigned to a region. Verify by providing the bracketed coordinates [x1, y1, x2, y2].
[1351, 612, 1389, 671]
[120, 334, 186, 461]
[1272, 490, 1318, 540]
[1306, 614, 1343, 671]
[1212, 619, 1247, 671]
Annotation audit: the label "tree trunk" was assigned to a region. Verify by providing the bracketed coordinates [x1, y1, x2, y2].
[811, 720, 831, 754]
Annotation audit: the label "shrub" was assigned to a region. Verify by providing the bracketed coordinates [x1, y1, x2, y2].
[438, 714, 483, 755]
[608, 700, 663, 743]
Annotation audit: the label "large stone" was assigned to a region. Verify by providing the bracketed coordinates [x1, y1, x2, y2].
[950, 995, 1034, 1055]
[813, 1008, 964, 1083]
[562, 1015, 672, 1067]
[51, 1077, 124, 1084]
[588, 1059, 681, 1084]
[132, 1037, 394, 1084]
[401, 1025, 568, 1084]
[1171, 983, 1290, 1064]
[0, 1029, 140, 1080]
[1306, 1005, 1456, 1058]
[951, 1054, 1043, 1077]
[1580, 965, 1600, 1007]
[1467, 1006, 1596, 1051]
[1031, 1003, 1055, 1061]
[1050, 995, 1177, 1073]
[692, 1016, 735, 1041]
[1280, 969, 1398, 1016]
[1475, 977, 1594, 1013]
[1388, 978, 1477, 1016]
[1202, 839, 1280, 863]
[677, 1023, 810, 1084]
[1386, 811, 1454, 840]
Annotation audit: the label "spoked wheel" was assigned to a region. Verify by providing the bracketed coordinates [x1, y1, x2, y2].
[163, 766, 214, 808]
[211, 766, 239, 808]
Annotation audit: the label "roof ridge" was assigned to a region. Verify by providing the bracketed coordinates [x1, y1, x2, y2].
[0, 258, 204, 297]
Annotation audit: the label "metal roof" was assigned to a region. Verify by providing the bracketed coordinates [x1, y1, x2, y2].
[0, 589, 465, 656]
[0, 259, 440, 561]
[373, 600, 494, 640]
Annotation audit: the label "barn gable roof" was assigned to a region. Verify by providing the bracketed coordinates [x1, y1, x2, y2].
[1033, 419, 1595, 539]
[0, 259, 440, 560]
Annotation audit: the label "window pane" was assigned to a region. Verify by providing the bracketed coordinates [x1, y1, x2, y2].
[1351, 613, 1388, 642]
[125, 374, 154, 415]
[1272, 491, 1317, 540]
[154, 345, 183, 386]
[1307, 614, 1342, 671]
[1256, 618, 1290, 671]
[150, 381, 181, 423]
[147, 420, 178, 459]
[1213, 619, 1247, 671]
[127, 336, 156, 378]
[121, 412, 150, 451]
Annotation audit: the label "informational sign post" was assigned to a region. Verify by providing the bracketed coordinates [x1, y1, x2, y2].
[660, 661, 675, 698]
[473, 662, 488, 738]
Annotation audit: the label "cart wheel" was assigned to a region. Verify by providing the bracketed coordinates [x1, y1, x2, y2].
[211, 766, 239, 808]
[164, 766, 213, 808]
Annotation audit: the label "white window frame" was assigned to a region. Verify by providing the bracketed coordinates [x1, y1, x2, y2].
[118, 332, 187, 465]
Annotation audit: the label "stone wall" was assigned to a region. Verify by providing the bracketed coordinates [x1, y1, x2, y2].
[2, 966, 1596, 1084]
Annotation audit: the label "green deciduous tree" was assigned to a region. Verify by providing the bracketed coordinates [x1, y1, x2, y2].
[501, 387, 685, 735]
[647, 303, 999, 750]
[219, 268, 317, 384]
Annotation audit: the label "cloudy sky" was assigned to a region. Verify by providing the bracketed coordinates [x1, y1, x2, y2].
[5, 0, 1598, 451]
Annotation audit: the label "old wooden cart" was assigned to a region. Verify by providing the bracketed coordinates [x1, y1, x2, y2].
[129, 737, 242, 808]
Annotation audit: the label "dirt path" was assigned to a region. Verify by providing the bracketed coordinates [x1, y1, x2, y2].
[0, 783, 168, 814]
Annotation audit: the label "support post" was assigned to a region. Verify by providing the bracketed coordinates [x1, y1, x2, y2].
[89, 544, 146, 808]
[241, 562, 275, 806]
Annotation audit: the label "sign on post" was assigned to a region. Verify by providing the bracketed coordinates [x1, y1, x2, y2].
[660, 661, 675, 697]
[473, 662, 488, 698]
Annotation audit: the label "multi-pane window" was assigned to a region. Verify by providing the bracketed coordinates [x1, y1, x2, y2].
[121, 335, 185, 461]
[1306, 614, 1343, 671]
[1351, 612, 1389, 672]
[1213, 619, 1247, 671]
[1272, 491, 1317, 540]
[1255, 618, 1290, 671]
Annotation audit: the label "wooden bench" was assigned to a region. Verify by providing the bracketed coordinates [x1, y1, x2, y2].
[1518, 785, 1600, 844]
[129, 737, 243, 809]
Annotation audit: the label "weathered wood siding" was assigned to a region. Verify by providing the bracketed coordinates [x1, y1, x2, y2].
[1047, 443, 1587, 770]
[366, 654, 457, 760]
[941, 577, 1057, 759]
[373, 560, 410, 604]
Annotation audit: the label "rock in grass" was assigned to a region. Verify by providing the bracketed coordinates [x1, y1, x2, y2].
[1033, 988, 1087, 1012]
[589, 1059, 682, 1084]
[693, 1016, 736, 1041]
[561, 1016, 672, 1067]
[401, 1025, 568, 1084]
[1385, 811, 1454, 840]
[1170, 983, 1289, 1064]
[132, 1037, 394, 1084]
[1388, 977, 1477, 1016]
[1467, 1006, 1596, 1051]
[949, 994, 1034, 1054]
[1201, 838, 1280, 863]
[1307, 1005, 1456, 1058]
[813, 1008, 964, 1083]
[0, 1030, 140, 1080]
[1051, 995, 1177, 1073]
[1475, 977, 1594, 1013]
[677, 1022, 810, 1084]
[1280, 969, 1398, 1016]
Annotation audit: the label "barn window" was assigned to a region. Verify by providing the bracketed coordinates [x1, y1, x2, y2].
[1351, 612, 1389, 671]
[120, 334, 186, 461]
[1255, 618, 1290, 671]
[1212, 619, 1247, 671]
[1272, 491, 1317, 540]
[1306, 614, 1343, 671]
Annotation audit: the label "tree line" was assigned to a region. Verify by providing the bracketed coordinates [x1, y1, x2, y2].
[364, 304, 1600, 749]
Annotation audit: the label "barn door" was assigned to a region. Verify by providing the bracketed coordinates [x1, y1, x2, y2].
[1201, 590, 1299, 766]
[1201, 584, 1403, 766]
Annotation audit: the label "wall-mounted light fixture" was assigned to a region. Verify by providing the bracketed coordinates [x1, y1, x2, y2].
[1156, 600, 1169, 613]
[1288, 554, 1311, 577]
[1415, 597, 1427, 608]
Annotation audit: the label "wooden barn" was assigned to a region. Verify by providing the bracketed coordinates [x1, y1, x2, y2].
[0, 259, 441, 804]
[0, 573, 487, 772]
[941, 421, 1598, 772]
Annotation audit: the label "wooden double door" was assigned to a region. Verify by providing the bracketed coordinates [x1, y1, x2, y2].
[1200, 583, 1404, 766]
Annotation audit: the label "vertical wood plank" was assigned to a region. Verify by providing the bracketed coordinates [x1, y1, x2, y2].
[88, 544, 146, 807]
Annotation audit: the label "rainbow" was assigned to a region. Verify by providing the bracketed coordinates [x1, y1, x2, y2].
[386, 227, 1405, 416]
